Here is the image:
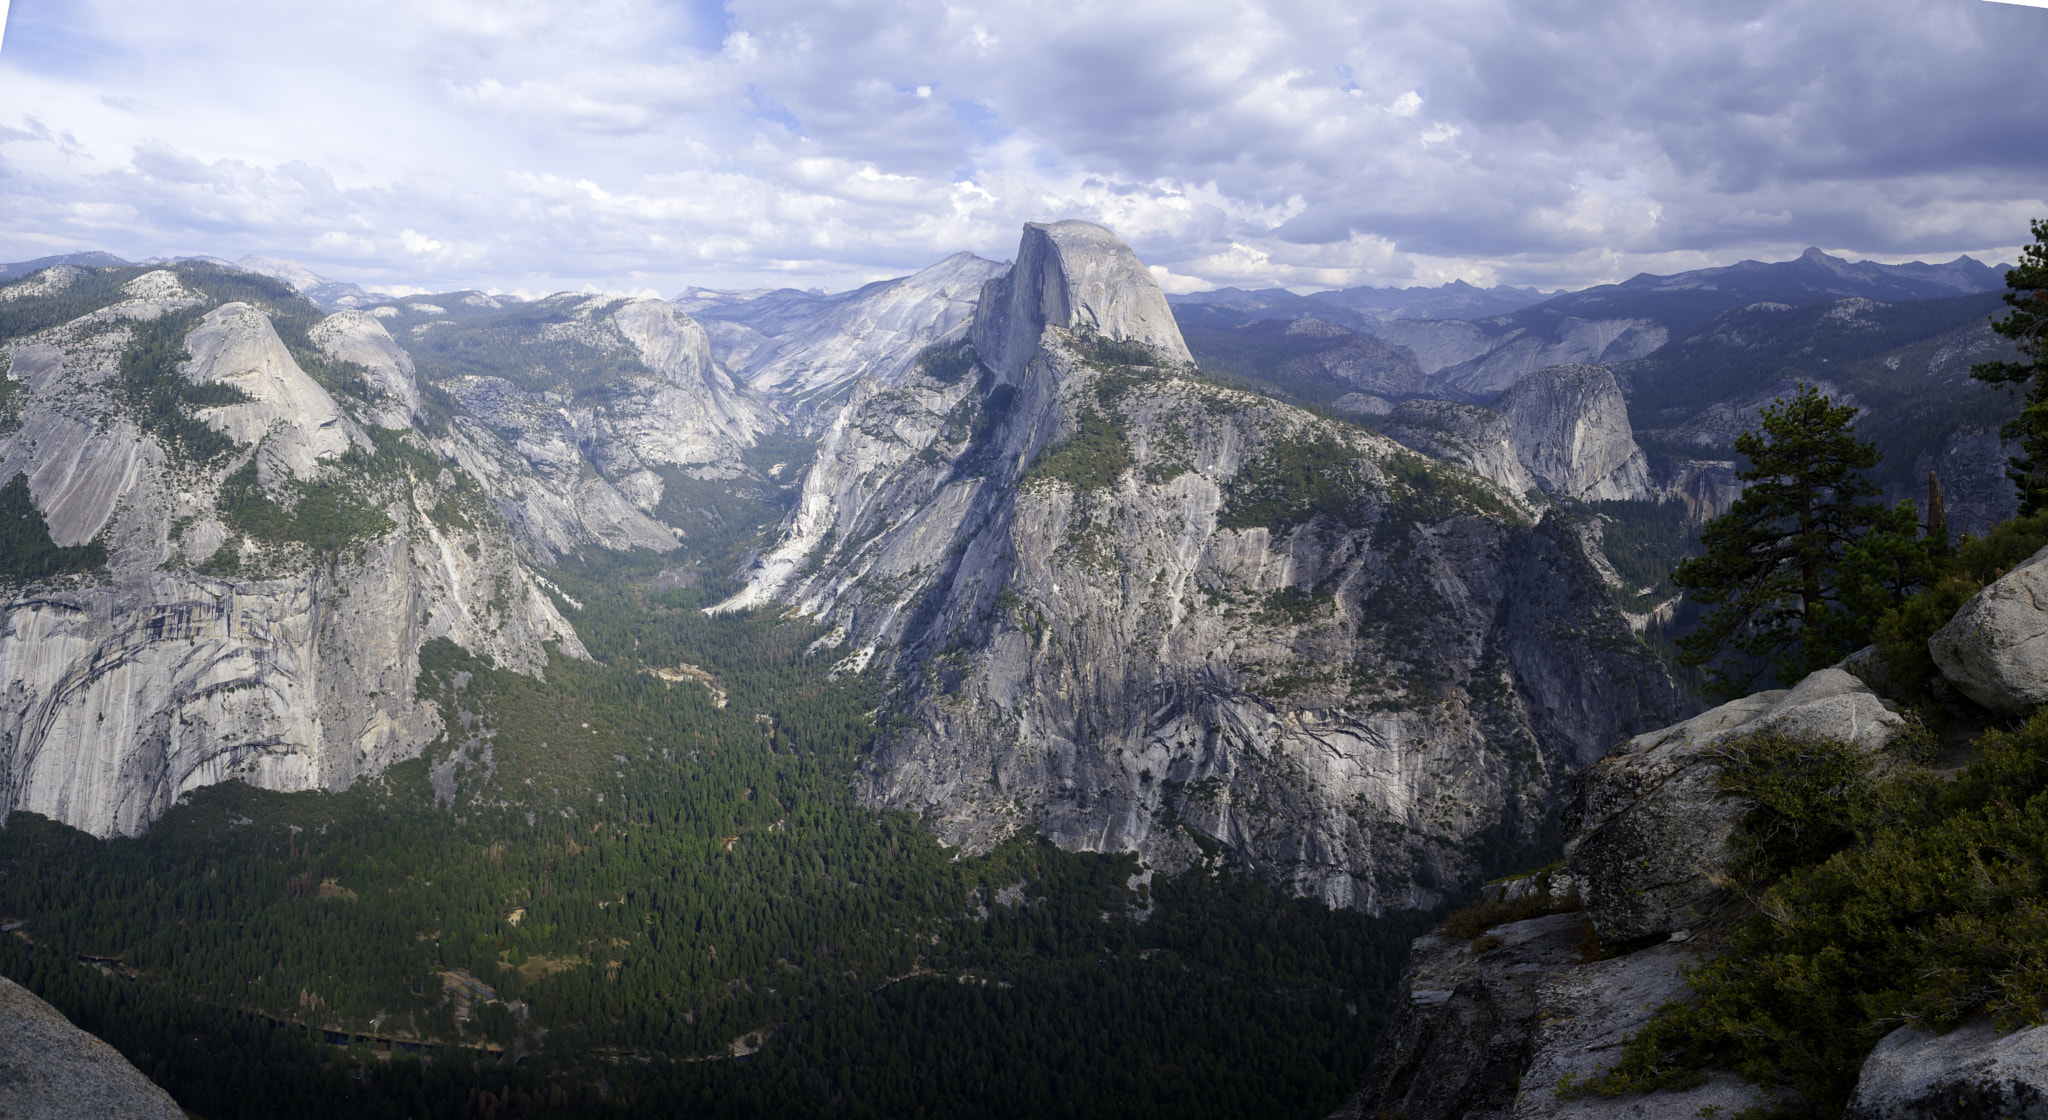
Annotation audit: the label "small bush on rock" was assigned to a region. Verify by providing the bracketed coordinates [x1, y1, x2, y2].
[1873, 510, 2048, 702]
[1577, 713, 2048, 1117]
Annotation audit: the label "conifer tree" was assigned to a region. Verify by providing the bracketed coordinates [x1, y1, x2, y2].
[1972, 218, 2048, 512]
[1673, 384, 1903, 698]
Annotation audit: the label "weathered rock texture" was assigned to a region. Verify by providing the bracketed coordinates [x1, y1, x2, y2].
[972, 220, 1192, 383]
[1929, 543, 2048, 715]
[0, 974, 184, 1119]
[716, 252, 1008, 408]
[724, 222, 1687, 911]
[1434, 318, 1668, 397]
[307, 309, 422, 428]
[1564, 667, 1903, 941]
[184, 302, 366, 482]
[0, 281, 582, 838]
[1494, 365, 1653, 502]
[1846, 1020, 2048, 1120]
[426, 294, 772, 560]
[1332, 912, 1768, 1120]
[1227, 317, 1447, 401]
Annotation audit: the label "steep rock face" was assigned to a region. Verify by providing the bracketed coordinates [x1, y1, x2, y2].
[0, 974, 185, 1119]
[307, 310, 422, 428]
[1436, 319, 1668, 397]
[183, 302, 366, 482]
[1904, 428, 2022, 538]
[431, 376, 682, 557]
[425, 296, 772, 558]
[1661, 458, 1743, 526]
[1380, 400, 1542, 503]
[1374, 318, 1498, 375]
[972, 220, 1191, 383]
[1493, 365, 1653, 502]
[1333, 911, 1768, 1120]
[1563, 667, 1903, 941]
[608, 299, 771, 467]
[0, 286, 582, 838]
[1846, 1020, 2048, 1120]
[726, 223, 1686, 911]
[727, 252, 1008, 408]
[1929, 544, 2048, 714]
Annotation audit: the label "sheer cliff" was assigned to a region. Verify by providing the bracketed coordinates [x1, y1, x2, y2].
[0, 265, 583, 838]
[721, 222, 1689, 911]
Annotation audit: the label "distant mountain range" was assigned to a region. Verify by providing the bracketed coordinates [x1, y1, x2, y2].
[0, 251, 385, 311]
[1166, 247, 2007, 332]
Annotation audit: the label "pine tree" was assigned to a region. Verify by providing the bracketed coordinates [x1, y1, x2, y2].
[1972, 218, 2048, 512]
[1673, 384, 1907, 698]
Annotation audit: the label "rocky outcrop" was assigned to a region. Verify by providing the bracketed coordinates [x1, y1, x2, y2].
[1333, 911, 1769, 1120]
[1929, 544, 2048, 715]
[0, 974, 184, 1119]
[1380, 399, 1542, 503]
[1660, 458, 1742, 526]
[1374, 318, 1499, 376]
[1563, 667, 1904, 941]
[183, 302, 368, 482]
[1230, 318, 1447, 400]
[608, 298, 772, 466]
[1494, 365, 1653, 502]
[1902, 429, 2021, 539]
[307, 309, 422, 428]
[0, 277, 583, 838]
[724, 252, 1007, 408]
[1846, 1020, 2048, 1119]
[1436, 319, 1668, 397]
[972, 220, 1191, 384]
[426, 295, 774, 558]
[725, 223, 1687, 912]
[1376, 366, 1656, 507]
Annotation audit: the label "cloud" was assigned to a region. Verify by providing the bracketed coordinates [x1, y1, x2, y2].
[0, 0, 2041, 295]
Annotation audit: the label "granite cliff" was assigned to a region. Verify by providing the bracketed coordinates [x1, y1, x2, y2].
[0, 265, 583, 838]
[721, 221, 1689, 911]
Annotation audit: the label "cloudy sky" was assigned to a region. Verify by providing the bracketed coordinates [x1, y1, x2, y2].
[1, 0, 2045, 297]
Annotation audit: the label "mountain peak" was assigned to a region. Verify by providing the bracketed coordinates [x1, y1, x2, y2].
[972, 220, 1190, 382]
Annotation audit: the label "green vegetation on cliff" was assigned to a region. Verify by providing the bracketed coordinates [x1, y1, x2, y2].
[1577, 715, 2048, 1117]
[0, 551, 1433, 1119]
[0, 471, 106, 583]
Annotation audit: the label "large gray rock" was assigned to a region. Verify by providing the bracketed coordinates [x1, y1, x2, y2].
[972, 220, 1192, 383]
[1929, 543, 2048, 715]
[1333, 912, 1770, 1120]
[0, 974, 184, 1119]
[1382, 399, 1543, 505]
[0, 284, 584, 838]
[182, 302, 367, 483]
[730, 252, 1008, 407]
[308, 309, 422, 428]
[1494, 364, 1653, 502]
[1436, 318, 1667, 397]
[1517, 937, 1770, 1118]
[1846, 1020, 2048, 1119]
[724, 223, 1687, 912]
[1564, 667, 1904, 940]
[1334, 913, 1587, 1120]
[428, 294, 774, 558]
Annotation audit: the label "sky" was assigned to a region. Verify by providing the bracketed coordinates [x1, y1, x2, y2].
[1, 0, 2046, 298]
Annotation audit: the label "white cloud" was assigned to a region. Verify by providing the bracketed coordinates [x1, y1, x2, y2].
[0, 0, 2040, 295]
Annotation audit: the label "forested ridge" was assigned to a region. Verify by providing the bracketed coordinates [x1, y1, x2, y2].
[0, 549, 1436, 1118]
